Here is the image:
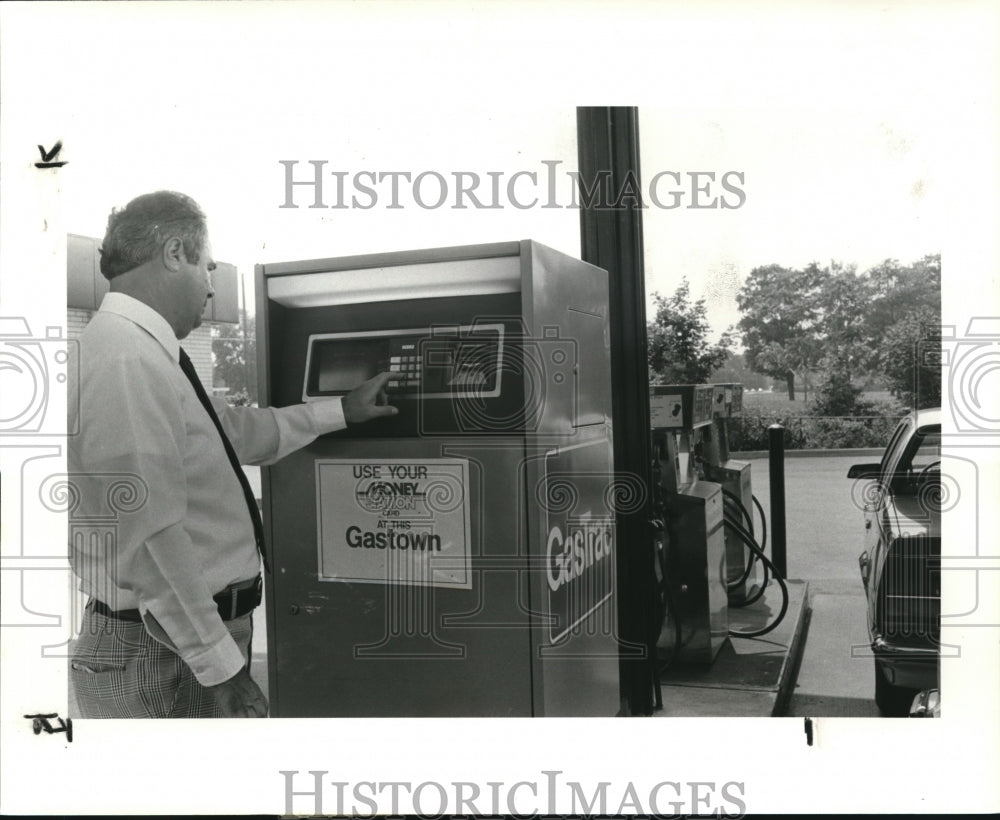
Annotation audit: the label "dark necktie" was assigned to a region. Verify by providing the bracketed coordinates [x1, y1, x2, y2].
[179, 347, 269, 572]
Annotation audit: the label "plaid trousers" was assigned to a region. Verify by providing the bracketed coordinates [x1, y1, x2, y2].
[69, 603, 254, 718]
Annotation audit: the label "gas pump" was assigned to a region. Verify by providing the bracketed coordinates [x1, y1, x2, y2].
[700, 384, 761, 606]
[650, 383, 790, 669]
[649, 385, 729, 665]
[257, 240, 621, 717]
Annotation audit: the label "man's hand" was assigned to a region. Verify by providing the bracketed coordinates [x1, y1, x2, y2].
[343, 371, 399, 424]
[207, 667, 268, 718]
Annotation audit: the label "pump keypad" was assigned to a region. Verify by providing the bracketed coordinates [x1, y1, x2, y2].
[388, 355, 422, 391]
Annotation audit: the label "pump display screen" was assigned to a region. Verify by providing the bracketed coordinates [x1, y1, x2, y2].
[303, 324, 504, 401]
[315, 340, 385, 393]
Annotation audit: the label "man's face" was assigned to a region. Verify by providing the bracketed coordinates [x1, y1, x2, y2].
[176, 238, 216, 338]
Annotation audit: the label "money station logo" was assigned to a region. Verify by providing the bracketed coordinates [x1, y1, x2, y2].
[350, 464, 441, 552]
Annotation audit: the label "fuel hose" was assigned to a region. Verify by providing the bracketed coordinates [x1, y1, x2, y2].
[723, 515, 789, 638]
[719, 488, 788, 637]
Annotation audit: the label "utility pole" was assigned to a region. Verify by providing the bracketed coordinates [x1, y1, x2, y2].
[577, 106, 659, 716]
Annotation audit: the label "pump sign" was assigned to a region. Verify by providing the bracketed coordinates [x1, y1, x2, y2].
[315, 458, 472, 588]
[541, 441, 616, 644]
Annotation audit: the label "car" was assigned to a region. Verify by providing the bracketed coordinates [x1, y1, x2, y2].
[848, 408, 941, 717]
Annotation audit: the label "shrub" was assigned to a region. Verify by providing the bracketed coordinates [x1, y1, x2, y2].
[226, 389, 253, 407]
[730, 399, 904, 451]
[803, 414, 903, 449]
[810, 371, 872, 417]
[729, 405, 810, 451]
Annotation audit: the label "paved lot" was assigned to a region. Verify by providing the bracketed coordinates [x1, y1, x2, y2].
[741, 453, 882, 717]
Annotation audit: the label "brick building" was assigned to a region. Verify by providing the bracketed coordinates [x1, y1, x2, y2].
[66, 234, 240, 387]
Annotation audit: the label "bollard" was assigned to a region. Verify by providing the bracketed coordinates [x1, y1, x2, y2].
[768, 424, 787, 579]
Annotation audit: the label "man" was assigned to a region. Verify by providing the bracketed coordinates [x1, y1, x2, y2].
[67, 190, 396, 718]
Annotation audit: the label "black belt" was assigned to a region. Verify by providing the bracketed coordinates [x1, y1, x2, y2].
[90, 576, 262, 623]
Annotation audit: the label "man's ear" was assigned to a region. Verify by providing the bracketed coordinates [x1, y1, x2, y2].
[162, 237, 185, 271]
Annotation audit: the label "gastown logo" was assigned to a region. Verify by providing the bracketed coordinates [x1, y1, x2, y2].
[545, 522, 613, 592]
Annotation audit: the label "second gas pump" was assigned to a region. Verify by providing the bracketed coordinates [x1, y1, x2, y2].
[650, 383, 789, 671]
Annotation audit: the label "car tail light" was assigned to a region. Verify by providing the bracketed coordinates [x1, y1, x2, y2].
[910, 688, 940, 717]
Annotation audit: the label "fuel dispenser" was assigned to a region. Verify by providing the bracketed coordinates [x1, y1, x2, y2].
[651, 383, 789, 670]
[700, 384, 761, 606]
[649, 385, 729, 664]
[256, 240, 621, 717]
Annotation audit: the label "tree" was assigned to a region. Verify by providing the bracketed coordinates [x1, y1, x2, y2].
[647, 279, 734, 385]
[806, 262, 876, 413]
[862, 255, 940, 344]
[213, 310, 257, 404]
[812, 262, 871, 377]
[737, 255, 941, 410]
[860, 255, 941, 408]
[736, 263, 826, 400]
[874, 305, 942, 409]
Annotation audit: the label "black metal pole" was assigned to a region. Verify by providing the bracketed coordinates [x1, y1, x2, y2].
[576, 107, 657, 716]
[768, 424, 787, 579]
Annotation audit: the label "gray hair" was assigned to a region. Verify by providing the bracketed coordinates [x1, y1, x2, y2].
[99, 190, 208, 279]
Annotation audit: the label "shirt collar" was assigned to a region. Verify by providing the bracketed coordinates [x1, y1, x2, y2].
[97, 292, 181, 361]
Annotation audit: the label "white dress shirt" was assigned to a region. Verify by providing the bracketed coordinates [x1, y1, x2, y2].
[69, 293, 346, 686]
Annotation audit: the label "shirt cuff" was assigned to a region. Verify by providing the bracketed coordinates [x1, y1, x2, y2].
[185, 633, 248, 687]
[141, 609, 247, 687]
[308, 397, 347, 433]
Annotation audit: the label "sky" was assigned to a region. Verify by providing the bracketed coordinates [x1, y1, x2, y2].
[1, 1, 998, 815]
[1, 2, 973, 338]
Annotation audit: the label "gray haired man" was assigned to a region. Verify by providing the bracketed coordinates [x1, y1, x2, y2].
[68, 190, 395, 717]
